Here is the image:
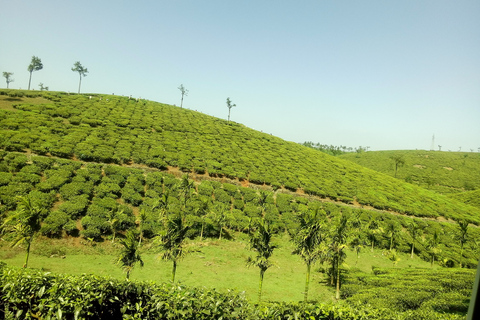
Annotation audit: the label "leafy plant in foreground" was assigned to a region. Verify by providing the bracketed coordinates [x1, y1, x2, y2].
[290, 209, 326, 302]
[1, 195, 44, 268]
[156, 211, 190, 282]
[246, 217, 277, 302]
[116, 229, 143, 280]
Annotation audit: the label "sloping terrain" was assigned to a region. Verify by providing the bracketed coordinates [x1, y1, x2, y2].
[0, 89, 478, 224]
[338, 150, 480, 195]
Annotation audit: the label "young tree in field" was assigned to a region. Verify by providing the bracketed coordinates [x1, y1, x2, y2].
[72, 61, 88, 94]
[107, 207, 124, 243]
[226, 97, 236, 123]
[390, 154, 405, 178]
[137, 208, 148, 246]
[246, 218, 277, 302]
[157, 212, 190, 282]
[329, 211, 350, 300]
[27, 56, 43, 90]
[178, 84, 188, 108]
[290, 209, 326, 302]
[366, 217, 383, 252]
[456, 219, 469, 268]
[3, 72, 14, 88]
[407, 220, 421, 259]
[1, 196, 44, 268]
[179, 174, 195, 209]
[426, 229, 441, 267]
[195, 198, 210, 241]
[349, 212, 364, 265]
[385, 221, 400, 251]
[116, 229, 143, 280]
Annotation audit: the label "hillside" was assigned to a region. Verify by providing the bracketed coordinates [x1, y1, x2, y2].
[338, 150, 480, 195]
[1, 89, 479, 224]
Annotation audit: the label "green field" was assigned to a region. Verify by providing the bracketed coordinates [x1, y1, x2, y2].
[0, 233, 444, 302]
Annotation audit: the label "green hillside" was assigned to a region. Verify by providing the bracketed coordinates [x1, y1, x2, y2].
[338, 150, 480, 195]
[448, 189, 480, 209]
[0, 89, 479, 224]
[1, 89, 479, 319]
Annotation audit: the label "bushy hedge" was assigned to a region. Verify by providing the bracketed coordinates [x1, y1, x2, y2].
[0, 266, 443, 320]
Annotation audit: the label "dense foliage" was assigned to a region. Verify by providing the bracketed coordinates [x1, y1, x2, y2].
[343, 267, 475, 320]
[0, 89, 479, 223]
[0, 265, 472, 319]
[0, 150, 479, 268]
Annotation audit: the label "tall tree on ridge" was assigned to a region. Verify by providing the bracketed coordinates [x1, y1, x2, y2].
[3, 72, 14, 88]
[72, 61, 88, 94]
[226, 97, 236, 123]
[27, 56, 43, 90]
[178, 84, 188, 108]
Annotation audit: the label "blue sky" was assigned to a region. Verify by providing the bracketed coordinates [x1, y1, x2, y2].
[1, 1, 479, 151]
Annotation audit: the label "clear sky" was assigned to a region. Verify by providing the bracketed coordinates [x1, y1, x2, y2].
[1, 1, 479, 151]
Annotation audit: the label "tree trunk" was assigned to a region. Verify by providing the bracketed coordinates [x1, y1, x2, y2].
[200, 221, 204, 241]
[335, 261, 341, 300]
[172, 260, 177, 282]
[28, 71, 33, 90]
[258, 269, 265, 303]
[410, 242, 415, 259]
[180, 95, 184, 108]
[78, 75, 82, 94]
[24, 239, 32, 268]
[304, 263, 311, 302]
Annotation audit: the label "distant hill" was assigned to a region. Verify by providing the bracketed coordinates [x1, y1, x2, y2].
[338, 150, 480, 195]
[0, 89, 479, 224]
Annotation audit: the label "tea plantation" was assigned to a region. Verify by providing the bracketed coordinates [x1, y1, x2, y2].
[0, 89, 479, 319]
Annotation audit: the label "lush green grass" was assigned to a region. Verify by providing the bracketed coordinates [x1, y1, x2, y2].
[0, 233, 438, 303]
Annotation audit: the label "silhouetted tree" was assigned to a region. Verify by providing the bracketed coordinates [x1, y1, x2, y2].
[3, 72, 14, 88]
[226, 97, 236, 123]
[27, 56, 43, 90]
[72, 61, 88, 94]
[178, 84, 188, 108]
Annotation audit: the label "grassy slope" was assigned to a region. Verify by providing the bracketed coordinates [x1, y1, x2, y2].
[0, 233, 437, 302]
[338, 150, 480, 195]
[0, 89, 479, 223]
[448, 189, 480, 209]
